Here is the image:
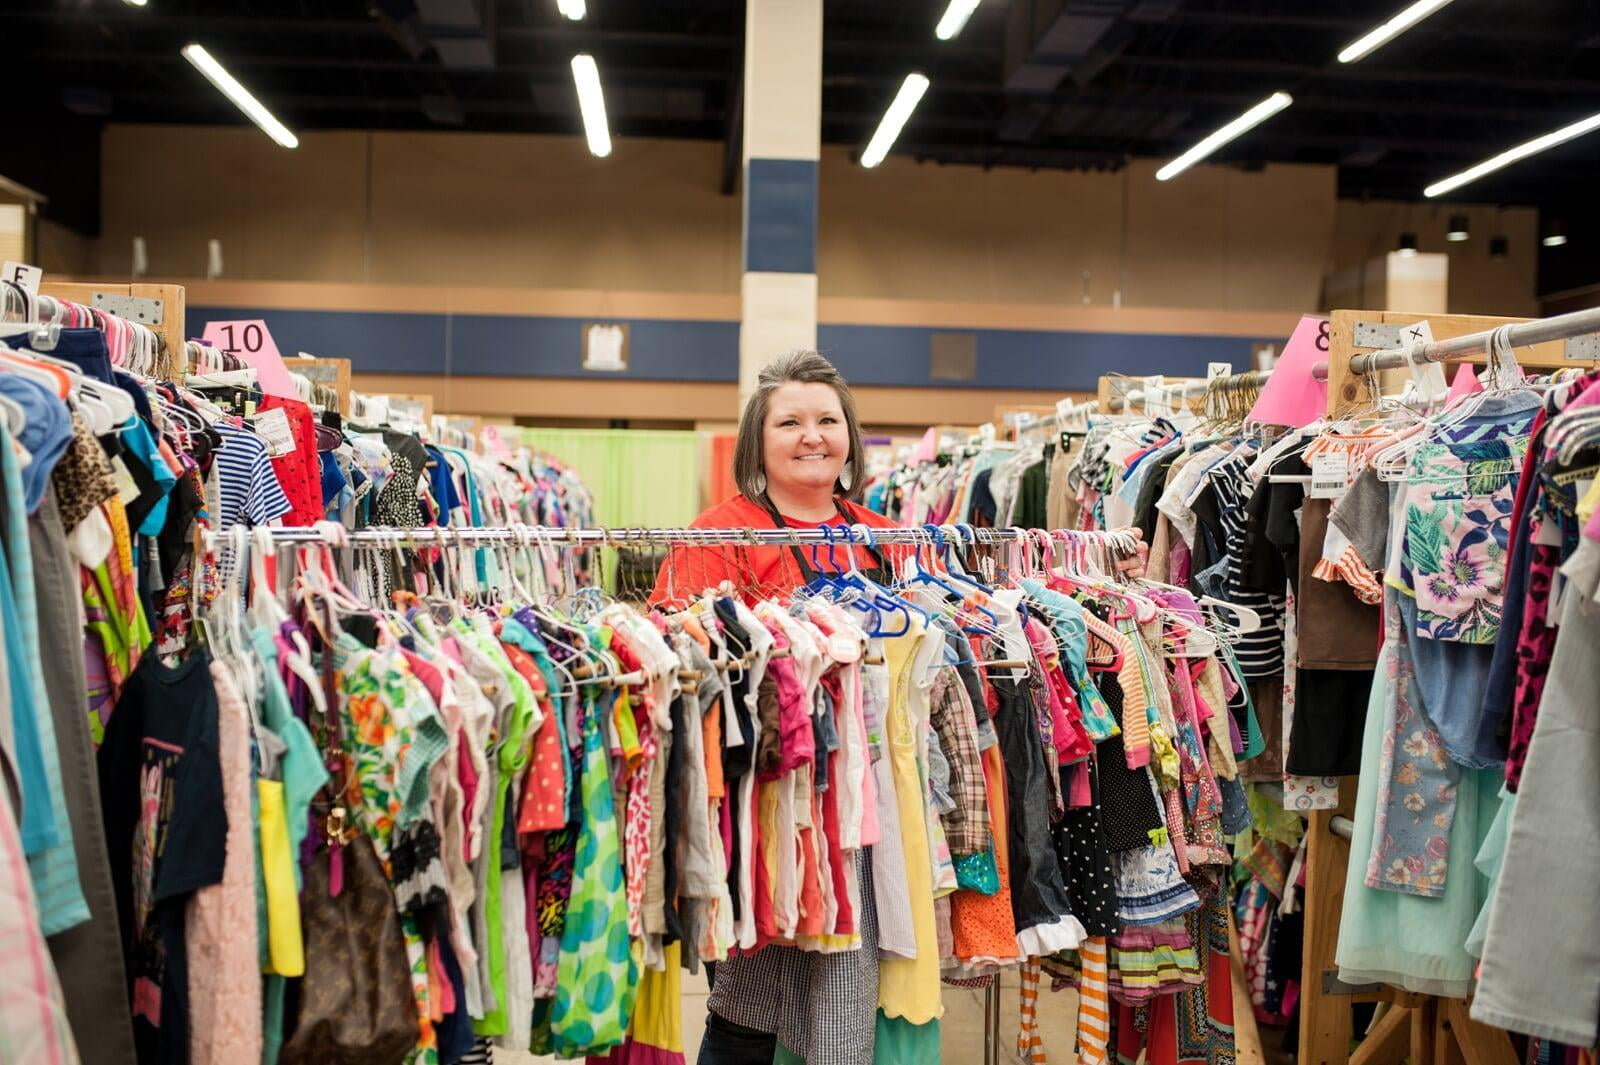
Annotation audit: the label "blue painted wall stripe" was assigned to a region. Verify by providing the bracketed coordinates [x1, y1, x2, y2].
[192, 304, 1271, 391]
[743, 158, 819, 275]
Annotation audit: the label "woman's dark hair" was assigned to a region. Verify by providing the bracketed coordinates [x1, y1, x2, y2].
[733, 350, 866, 503]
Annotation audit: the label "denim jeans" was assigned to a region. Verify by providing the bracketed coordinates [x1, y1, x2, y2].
[697, 1009, 778, 1065]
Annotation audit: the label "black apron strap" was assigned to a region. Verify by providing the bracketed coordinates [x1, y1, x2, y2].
[760, 497, 885, 584]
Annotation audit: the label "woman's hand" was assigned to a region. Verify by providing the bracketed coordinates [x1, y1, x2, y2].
[1114, 527, 1150, 580]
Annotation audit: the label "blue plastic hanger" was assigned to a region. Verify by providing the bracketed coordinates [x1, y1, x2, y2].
[841, 524, 918, 637]
[900, 524, 1001, 634]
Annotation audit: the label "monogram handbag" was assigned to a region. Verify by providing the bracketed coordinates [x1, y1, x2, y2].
[281, 599, 420, 1065]
[278, 827, 419, 1065]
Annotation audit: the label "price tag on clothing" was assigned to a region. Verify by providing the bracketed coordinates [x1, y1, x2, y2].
[1309, 451, 1350, 499]
[109, 455, 142, 506]
[1, 261, 41, 298]
[251, 406, 297, 457]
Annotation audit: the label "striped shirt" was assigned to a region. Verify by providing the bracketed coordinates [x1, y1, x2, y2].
[1205, 449, 1285, 679]
[212, 423, 293, 530]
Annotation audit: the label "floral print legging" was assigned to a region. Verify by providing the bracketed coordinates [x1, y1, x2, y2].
[1365, 588, 1460, 899]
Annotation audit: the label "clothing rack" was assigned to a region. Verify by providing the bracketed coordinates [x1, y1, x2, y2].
[1291, 306, 1596, 1065]
[39, 281, 187, 382]
[294, 356, 353, 416]
[223, 519, 1130, 1065]
[1319, 308, 1598, 418]
[1100, 371, 1270, 414]
[1332, 305, 1600, 378]
[204, 522, 1083, 551]
[1017, 397, 1100, 437]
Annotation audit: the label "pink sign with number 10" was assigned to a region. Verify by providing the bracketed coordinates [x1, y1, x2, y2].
[1247, 315, 1330, 428]
[200, 319, 299, 400]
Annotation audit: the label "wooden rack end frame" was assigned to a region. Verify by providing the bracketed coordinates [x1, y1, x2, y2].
[1304, 307, 1549, 1065]
[297, 357, 353, 417]
[39, 281, 187, 383]
[1323, 310, 1582, 418]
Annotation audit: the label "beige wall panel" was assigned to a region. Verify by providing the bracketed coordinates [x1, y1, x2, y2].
[817, 146, 1124, 306]
[101, 125, 368, 279]
[1124, 159, 1229, 309]
[355, 373, 1074, 429]
[90, 126, 1538, 317]
[365, 132, 741, 291]
[1123, 159, 1336, 311]
[1217, 162, 1340, 311]
[0, 204, 23, 265]
[36, 217, 96, 275]
[1329, 200, 1538, 317]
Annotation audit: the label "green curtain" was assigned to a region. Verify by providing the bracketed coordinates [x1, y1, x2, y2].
[520, 427, 701, 594]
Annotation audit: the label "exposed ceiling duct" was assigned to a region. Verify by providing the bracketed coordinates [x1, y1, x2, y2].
[998, 0, 1179, 143]
[368, 0, 495, 70]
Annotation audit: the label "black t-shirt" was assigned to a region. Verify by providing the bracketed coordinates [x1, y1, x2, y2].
[156, 470, 205, 588]
[1014, 457, 1050, 530]
[99, 649, 227, 1065]
[1132, 448, 1180, 544]
[1240, 449, 1309, 596]
[970, 468, 998, 527]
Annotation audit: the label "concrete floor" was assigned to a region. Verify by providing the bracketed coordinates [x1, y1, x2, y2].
[499, 965, 1085, 1064]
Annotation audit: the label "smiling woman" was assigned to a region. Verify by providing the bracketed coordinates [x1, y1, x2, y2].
[651, 351, 901, 609]
[648, 350, 901, 1062]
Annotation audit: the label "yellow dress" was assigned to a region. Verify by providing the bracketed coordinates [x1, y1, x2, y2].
[875, 618, 944, 1024]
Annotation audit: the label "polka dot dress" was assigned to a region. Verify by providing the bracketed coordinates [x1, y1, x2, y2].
[1051, 752, 1120, 938]
[1093, 675, 1168, 852]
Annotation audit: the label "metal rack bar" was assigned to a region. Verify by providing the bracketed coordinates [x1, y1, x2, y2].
[1104, 369, 1270, 412]
[1018, 399, 1099, 436]
[206, 523, 1101, 549]
[1327, 305, 1600, 377]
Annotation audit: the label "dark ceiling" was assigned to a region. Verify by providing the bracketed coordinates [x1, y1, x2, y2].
[8, 0, 1600, 284]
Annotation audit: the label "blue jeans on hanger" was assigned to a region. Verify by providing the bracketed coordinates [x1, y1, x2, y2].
[697, 1010, 777, 1065]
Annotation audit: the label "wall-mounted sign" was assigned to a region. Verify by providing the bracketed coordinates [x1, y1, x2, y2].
[583, 322, 630, 372]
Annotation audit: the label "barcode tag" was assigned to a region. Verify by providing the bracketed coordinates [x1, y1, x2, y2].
[1309, 452, 1350, 499]
[252, 406, 296, 457]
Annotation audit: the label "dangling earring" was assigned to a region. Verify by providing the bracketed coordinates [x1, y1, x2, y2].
[838, 463, 854, 492]
[753, 472, 768, 495]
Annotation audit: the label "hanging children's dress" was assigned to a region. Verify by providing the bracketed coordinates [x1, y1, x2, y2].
[549, 689, 637, 1058]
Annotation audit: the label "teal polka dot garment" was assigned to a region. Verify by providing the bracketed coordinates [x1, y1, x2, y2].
[549, 690, 638, 1057]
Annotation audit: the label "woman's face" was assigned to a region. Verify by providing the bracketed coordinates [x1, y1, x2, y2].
[762, 381, 851, 498]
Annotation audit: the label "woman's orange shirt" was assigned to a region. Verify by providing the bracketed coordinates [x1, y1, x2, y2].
[648, 494, 905, 607]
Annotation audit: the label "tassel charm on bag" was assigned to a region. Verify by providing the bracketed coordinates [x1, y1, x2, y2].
[326, 805, 349, 898]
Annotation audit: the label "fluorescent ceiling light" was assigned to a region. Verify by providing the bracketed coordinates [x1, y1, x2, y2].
[1337, 0, 1455, 63]
[935, 0, 981, 40]
[861, 73, 930, 168]
[1425, 111, 1600, 197]
[556, 0, 585, 19]
[1155, 92, 1292, 182]
[181, 44, 298, 148]
[1543, 234, 1569, 248]
[122, 0, 148, 6]
[570, 54, 611, 157]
